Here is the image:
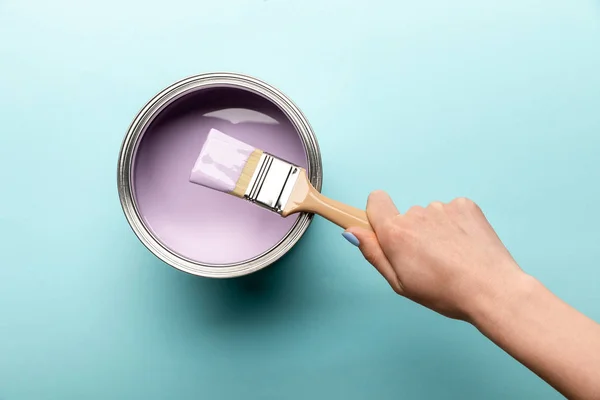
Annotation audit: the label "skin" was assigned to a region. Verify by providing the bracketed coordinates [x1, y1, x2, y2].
[347, 191, 600, 400]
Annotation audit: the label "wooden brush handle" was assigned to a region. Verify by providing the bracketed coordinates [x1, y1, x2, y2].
[305, 190, 371, 231]
[281, 171, 372, 231]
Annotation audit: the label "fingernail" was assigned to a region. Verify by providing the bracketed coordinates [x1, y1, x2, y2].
[342, 232, 360, 247]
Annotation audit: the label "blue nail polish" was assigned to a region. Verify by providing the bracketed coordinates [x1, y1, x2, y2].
[342, 232, 360, 247]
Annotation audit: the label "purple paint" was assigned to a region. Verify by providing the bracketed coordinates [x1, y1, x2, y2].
[189, 128, 256, 192]
[133, 88, 308, 265]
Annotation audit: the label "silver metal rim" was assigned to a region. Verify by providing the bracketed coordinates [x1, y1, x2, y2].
[117, 73, 323, 278]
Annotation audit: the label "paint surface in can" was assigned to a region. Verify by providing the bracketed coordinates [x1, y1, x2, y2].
[133, 88, 309, 265]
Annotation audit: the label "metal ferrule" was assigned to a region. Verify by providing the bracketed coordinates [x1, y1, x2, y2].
[244, 153, 300, 214]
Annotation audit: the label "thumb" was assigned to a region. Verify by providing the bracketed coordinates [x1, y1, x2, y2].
[344, 227, 403, 295]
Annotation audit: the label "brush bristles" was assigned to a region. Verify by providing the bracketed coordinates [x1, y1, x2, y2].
[231, 149, 264, 198]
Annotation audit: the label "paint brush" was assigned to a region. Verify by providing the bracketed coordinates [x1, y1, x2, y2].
[189, 128, 371, 231]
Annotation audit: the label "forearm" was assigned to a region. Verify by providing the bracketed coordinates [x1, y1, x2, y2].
[469, 271, 600, 400]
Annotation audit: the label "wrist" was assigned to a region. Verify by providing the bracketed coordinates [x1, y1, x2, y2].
[465, 267, 540, 328]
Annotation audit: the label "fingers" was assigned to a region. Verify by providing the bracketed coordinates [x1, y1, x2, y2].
[345, 227, 404, 295]
[366, 190, 400, 233]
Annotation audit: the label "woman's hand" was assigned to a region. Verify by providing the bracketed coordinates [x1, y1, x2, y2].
[345, 191, 526, 321]
[345, 191, 600, 400]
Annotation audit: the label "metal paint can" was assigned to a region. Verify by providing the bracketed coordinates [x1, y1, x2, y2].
[117, 73, 322, 278]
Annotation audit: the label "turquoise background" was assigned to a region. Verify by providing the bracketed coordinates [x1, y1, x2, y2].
[1, 0, 599, 398]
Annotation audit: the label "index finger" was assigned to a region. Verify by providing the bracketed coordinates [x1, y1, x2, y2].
[366, 190, 400, 233]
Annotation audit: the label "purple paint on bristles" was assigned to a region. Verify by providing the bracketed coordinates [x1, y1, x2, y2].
[189, 128, 255, 192]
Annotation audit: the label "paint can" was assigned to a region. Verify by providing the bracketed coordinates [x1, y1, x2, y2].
[117, 73, 322, 278]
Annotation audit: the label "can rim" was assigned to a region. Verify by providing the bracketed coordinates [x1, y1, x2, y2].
[117, 73, 323, 278]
